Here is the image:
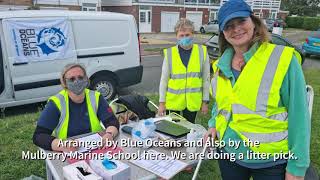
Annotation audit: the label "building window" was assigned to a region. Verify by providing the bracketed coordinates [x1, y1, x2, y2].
[138, 0, 174, 3]
[140, 11, 146, 23]
[185, 0, 212, 5]
[82, 3, 97, 11]
[210, 11, 218, 21]
[254, 12, 261, 18]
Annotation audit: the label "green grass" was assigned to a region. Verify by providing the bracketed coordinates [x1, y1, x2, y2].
[0, 69, 319, 179]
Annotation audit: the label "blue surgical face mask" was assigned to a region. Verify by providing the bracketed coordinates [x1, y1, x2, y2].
[177, 37, 193, 47]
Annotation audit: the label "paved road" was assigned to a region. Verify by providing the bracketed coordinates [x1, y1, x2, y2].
[119, 55, 163, 95]
[119, 54, 320, 95]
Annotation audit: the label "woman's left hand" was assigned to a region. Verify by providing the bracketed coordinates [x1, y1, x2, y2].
[285, 172, 304, 180]
[201, 102, 208, 114]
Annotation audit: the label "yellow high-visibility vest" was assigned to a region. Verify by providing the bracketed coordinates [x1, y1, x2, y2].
[49, 89, 104, 140]
[211, 42, 293, 154]
[163, 44, 207, 111]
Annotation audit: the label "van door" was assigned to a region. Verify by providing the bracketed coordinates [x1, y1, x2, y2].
[0, 37, 4, 95]
[2, 17, 76, 101]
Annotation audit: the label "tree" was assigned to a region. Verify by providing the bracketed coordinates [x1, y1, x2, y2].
[281, 0, 320, 16]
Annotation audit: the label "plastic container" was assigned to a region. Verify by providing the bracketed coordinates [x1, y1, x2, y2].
[131, 119, 157, 148]
[186, 128, 197, 153]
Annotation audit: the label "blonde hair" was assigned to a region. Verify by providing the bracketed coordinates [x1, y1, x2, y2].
[60, 63, 88, 89]
[219, 15, 270, 54]
[174, 18, 195, 34]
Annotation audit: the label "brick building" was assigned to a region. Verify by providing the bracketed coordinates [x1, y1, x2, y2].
[102, 0, 221, 33]
[102, 0, 285, 33]
[0, 0, 101, 11]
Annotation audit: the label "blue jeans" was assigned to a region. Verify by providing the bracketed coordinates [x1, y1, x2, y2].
[218, 159, 286, 180]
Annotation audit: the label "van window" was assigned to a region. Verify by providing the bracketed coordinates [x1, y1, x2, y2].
[72, 20, 130, 51]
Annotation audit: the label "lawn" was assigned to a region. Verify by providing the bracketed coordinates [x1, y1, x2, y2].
[0, 69, 319, 180]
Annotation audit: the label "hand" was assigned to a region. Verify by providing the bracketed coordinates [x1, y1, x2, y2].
[101, 132, 114, 148]
[158, 102, 166, 116]
[203, 128, 217, 143]
[201, 102, 209, 114]
[285, 172, 304, 180]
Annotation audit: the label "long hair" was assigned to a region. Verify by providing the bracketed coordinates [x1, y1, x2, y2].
[218, 15, 270, 55]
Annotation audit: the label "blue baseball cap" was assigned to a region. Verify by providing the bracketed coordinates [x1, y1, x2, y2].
[218, 0, 253, 31]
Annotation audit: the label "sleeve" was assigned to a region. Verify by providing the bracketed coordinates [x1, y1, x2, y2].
[208, 101, 218, 128]
[33, 126, 56, 151]
[37, 100, 60, 131]
[33, 100, 61, 150]
[280, 55, 310, 176]
[202, 48, 210, 101]
[159, 56, 170, 103]
[97, 95, 119, 130]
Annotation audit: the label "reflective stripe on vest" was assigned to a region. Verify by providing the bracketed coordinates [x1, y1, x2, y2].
[232, 45, 288, 143]
[211, 43, 292, 153]
[50, 89, 104, 140]
[165, 44, 206, 111]
[53, 93, 67, 138]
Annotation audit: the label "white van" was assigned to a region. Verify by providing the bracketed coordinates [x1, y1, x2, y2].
[0, 10, 142, 108]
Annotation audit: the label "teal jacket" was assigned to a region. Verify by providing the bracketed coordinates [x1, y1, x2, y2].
[208, 43, 311, 176]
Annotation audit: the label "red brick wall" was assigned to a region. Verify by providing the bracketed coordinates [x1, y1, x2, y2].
[0, 0, 32, 6]
[278, 12, 289, 20]
[102, 5, 209, 33]
[253, 9, 271, 19]
[102, 6, 138, 22]
[36, 4, 81, 11]
[152, 6, 209, 32]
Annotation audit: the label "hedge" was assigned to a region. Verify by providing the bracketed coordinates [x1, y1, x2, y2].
[286, 16, 304, 29]
[286, 16, 320, 30]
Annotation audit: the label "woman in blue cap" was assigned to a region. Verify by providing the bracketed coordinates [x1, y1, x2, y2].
[204, 0, 310, 179]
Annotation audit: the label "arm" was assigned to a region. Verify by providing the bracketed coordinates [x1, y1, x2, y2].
[202, 48, 210, 102]
[159, 56, 170, 115]
[208, 102, 218, 128]
[159, 56, 169, 103]
[97, 95, 119, 138]
[33, 101, 59, 151]
[280, 55, 310, 177]
[33, 126, 56, 151]
[200, 48, 211, 114]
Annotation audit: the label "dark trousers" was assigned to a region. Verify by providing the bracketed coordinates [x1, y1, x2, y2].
[166, 109, 197, 123]
[218, 159, 286, 180]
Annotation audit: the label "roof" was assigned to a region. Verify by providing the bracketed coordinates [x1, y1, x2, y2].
[0, 10, 133, 20]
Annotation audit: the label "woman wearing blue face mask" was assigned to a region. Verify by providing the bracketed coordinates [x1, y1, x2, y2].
[204, 0, 310, 180]
[33, 63, 119, 152]
[158, 18, 210, 123]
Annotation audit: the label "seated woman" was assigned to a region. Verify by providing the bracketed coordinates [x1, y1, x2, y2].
[33, 63, 119, 152]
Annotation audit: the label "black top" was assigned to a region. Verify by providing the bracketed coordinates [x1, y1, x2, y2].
[178, 46, 192, 68]
[33, 95, 119, 150]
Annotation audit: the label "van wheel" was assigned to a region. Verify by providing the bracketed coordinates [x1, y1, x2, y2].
[91, 76, 117, 100]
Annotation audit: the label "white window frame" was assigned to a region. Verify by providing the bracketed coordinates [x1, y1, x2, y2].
[209, 10, 218, 21]
[82, 3, 97, 11]
[138, 0, 174, 3]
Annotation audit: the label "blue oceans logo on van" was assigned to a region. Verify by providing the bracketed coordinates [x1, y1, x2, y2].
[7, 18, 75, 63]
[37, 27, 67, 55]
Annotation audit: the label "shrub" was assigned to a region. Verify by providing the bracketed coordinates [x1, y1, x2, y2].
[286, 16, 304, 29]
[303, 17, 320, 30]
